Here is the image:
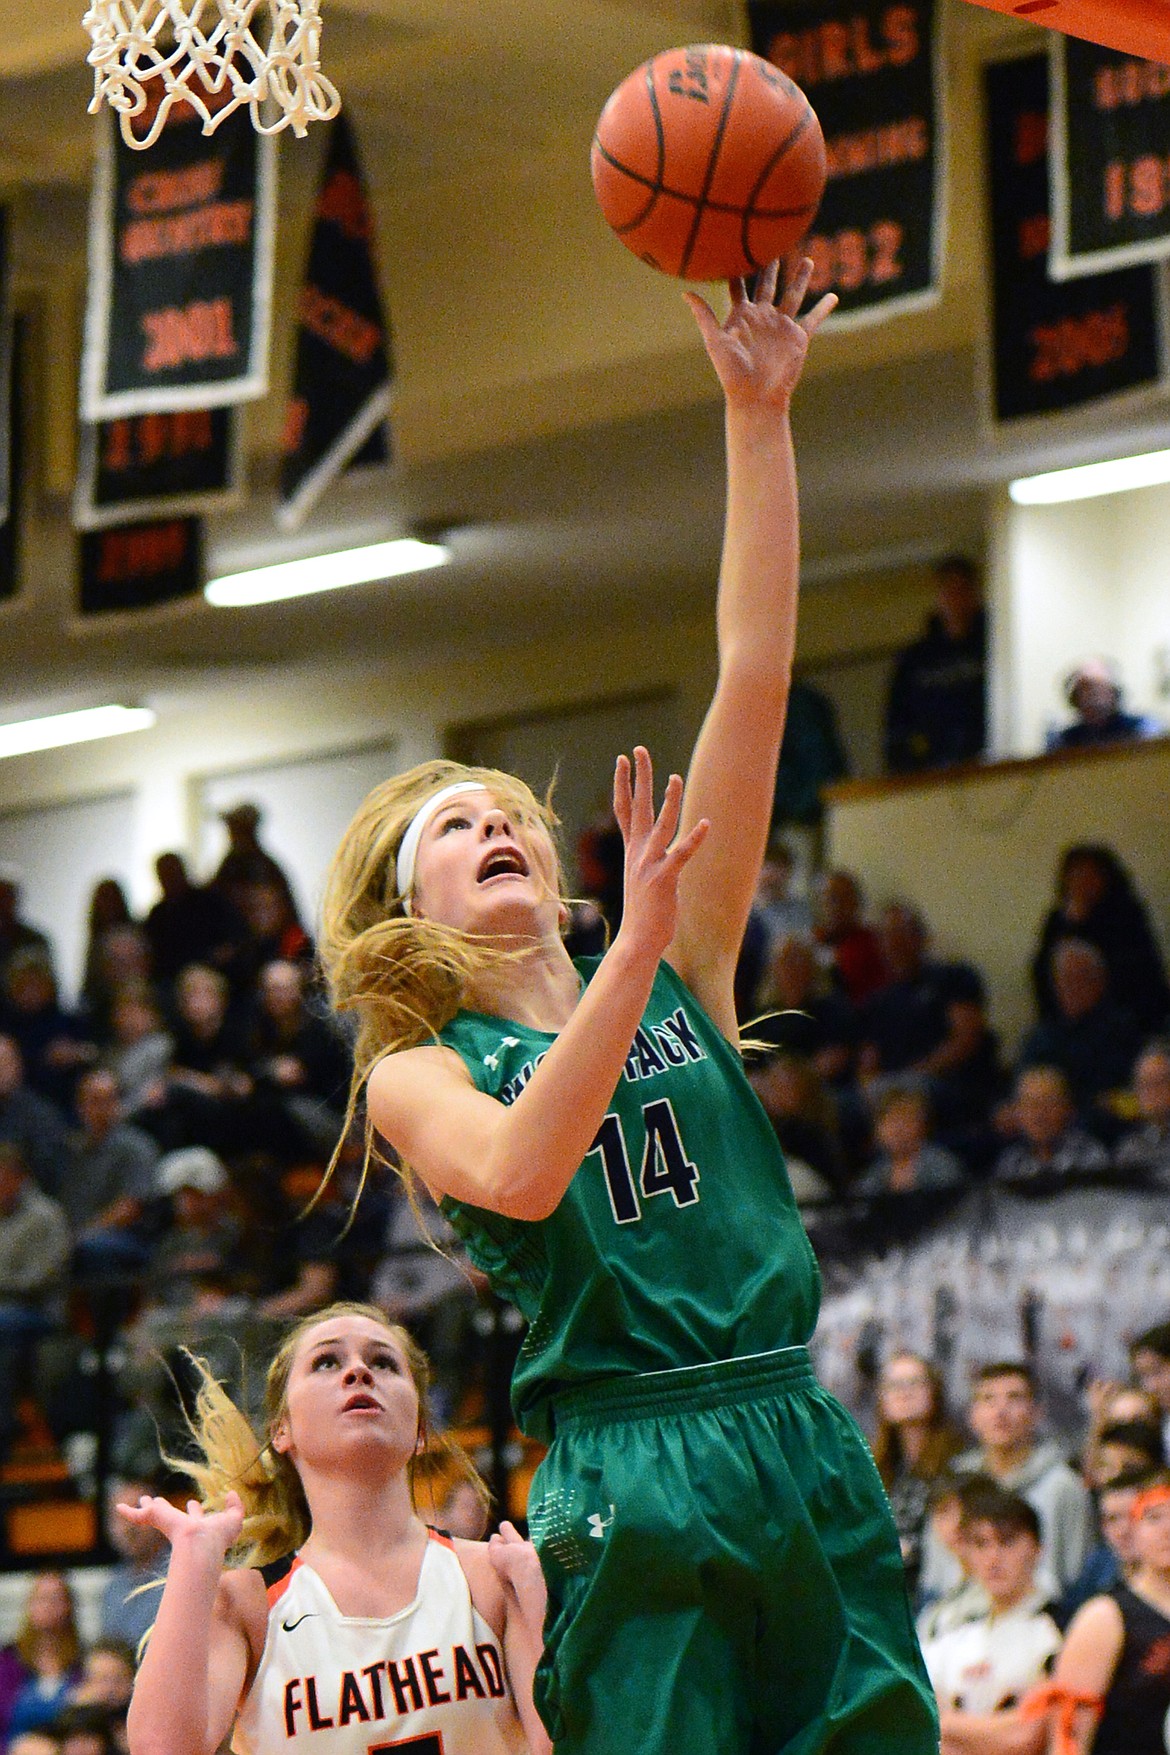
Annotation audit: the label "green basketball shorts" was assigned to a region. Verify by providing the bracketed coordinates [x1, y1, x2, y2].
[526, 1347, 939, 1755]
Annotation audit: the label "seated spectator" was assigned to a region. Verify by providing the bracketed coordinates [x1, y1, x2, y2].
[434, 1476, 490, 1541]
[884, 554, 988, 774]
[0, 1035, 69, 1198]
[1020, 939, 1143, 1124]
[872, 1351, 967, 1599]
[754, 839, 814, 950]
[79, 881, 138, 1033]
[1031, 845, 1170, 1036]
[856, 1085, 966, 1199]
[371, 1183, 481, 1425]
[63, 1068, 159, 1279]
[1060, 1468, 1149, 1625]
[2, 952, 96, 1111]
[98, 1475, 169, 1652]
[992, 1066, 1110, 1191]
[0, 1142, 70, 1465]
[211, 802, 296, 923]
[142, 853, 244, 989]
[771, 678, 849, 828]
[1087, 1421, 1165, 1489]
[860, 903, 1003, 1144]
[811, 868, 888, 1004]
[1129, 1323, 1170, 1461]
[748, 1049, 846, 1205]
[1081, 1381, 1162, 1483]
[755, 935, 859, 1091]
[144, 1146, 242, 1312]
[103, 989, 172, 1121]
[0, 869, 52, 990]
[67, 1641, 134, 1714]
[54, 1703, 121, 1755]
[244, 960, 349, 1155]
[1113, 1040, 1170, 1187]
[955, 1362, 1093, 1597]
[80, 926, 154, 1048]
[4, 1573, 82, 1743]
[1042, 1469, 1170, 1755]
[1045, 655, 1163, 753]
[923, 1487, 1061, 1755]
[235, 879, 313, 988]
[918, 1472, 1001, 1634]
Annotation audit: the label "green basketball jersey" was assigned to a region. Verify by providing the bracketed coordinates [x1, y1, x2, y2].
[438, 955, 821, 1442]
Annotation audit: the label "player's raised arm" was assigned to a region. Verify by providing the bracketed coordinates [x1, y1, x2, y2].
[665, 257, 835, 1039]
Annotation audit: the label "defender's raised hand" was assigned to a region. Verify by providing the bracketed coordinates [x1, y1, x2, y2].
[683, 255, 837, 409]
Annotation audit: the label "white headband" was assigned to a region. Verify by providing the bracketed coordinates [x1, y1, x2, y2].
[395, 782, 487, 904]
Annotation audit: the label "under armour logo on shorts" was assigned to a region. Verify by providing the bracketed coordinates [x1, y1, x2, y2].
[587, 1504, 616, 1539]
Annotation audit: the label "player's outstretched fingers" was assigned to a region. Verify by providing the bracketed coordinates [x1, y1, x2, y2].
[756, 259, 780, 305]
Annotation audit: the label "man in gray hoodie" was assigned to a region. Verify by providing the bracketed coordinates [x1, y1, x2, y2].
[954, 1360, 1092, 1598]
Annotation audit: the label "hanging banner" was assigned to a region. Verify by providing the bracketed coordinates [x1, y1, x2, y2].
[74, 407, 243, 531]
[0, 316, 20, 604]
[0, 208, 11, 530]
[277, 113, 394, 530]
[81, 95, 276, 420]
[748, 0, 944, 327]
[984, 53, 1164, 423]
[78, 516, 203, 615]
[1051, 38, 1170, 278]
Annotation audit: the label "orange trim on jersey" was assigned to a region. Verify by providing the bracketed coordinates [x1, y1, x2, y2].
[428, 1527, 457, 1550]
[266, 1555, 304, 1607]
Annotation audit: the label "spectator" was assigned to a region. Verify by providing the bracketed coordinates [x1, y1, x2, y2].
[1129, 1324, 1170, 1460]
[2, 952, 96, 1110]
[142, 853, 244, 989]
[811, 869, 888, 1004]
[55, 1704, 120, 1755]
[957, 1362, 1093, 1597]
[922, 1487, 1061, 1755]
[0, 870, 52, 989]
[1060, 1468, 1150, 1625]
[103, 989, 172, 1120]
[1081, 1382, 1162, 1486]
[244, 960, 349, 1154]
[771, 678, 849, 827]
[872, 1351, 967, 1598]
[371, 1183, 480, 1425]
[234, 879, 313, 988]
[434, 1476, 490, 1541]
[79, 880, 135, 1022]
[755, 934, 859, 1090]
[748, 1050, 846, 1206]
[167, 964, 249, 1098]
[67, 1641, 135, 1713]
[1086, 1421, 1165, 1490]
[80, 927, 154, 1048]
[1046, 655, 1163, 753]
[98, 1476, 169, 1652]
[885, 554, 988, 774]
[0, 1142, 70, 1464]
[1113, 1040, 1170, 1187]
[856, 1085, 966, 1198]
[0, 1035, 69, 1198]
[918, 1472, 1002, 1635]
[1018, 941, 1143, 1121]
[753, 839, 813, 946]
[992, 1067, 1110, 1191]
[63, 1068, 159, 1278]
[1043, 1468, 1170, 1755]
[210, 802, 297, 922]
[4, 1572, 82, 1742]
[860, 902, 1003, 1144]
[1031, 846, 1170, 1035]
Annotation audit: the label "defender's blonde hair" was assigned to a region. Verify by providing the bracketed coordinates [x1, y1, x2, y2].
[175, 1302, 488, 1568]
[317, 760, 563, 1194]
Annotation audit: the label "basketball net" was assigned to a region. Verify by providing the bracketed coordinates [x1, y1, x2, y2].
[82, 0, 342, 150]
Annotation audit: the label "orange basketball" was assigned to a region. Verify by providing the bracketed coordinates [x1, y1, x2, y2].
[591, 44, 826, 281]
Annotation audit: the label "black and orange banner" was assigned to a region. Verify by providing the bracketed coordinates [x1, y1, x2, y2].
[74, 407, 242, 530]
[1050, 37, 1170, 277]
[0, 316, 20, 605]
[748, 0, 943, 326]
[81, 95, 276, 420]
[79, 516, 203, 615]
[277, 113, 393, 529]
[985, 53, 1163, 423]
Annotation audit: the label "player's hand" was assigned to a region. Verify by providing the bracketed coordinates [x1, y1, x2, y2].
[611, 747, 708, 962]
[683, 255, 837, 409]
[487, 1521, 547, 1621]
[118, 1489, 245, 1564]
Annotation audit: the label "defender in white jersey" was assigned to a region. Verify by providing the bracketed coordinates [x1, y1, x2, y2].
[120, 1305, 550, 1755]
[235, 1532, 526, 1755]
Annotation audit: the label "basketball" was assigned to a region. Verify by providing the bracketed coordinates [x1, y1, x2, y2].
[591, 44, 827, 281]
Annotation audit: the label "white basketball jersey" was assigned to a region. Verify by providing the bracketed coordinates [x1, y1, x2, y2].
[233, 1532, 528, 1755]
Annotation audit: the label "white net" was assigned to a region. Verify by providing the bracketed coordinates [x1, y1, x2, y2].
[82, 0, 342, 150]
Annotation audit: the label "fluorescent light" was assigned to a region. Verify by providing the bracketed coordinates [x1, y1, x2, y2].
[0, 705, 156, 761]
[1010, 448, 1170, 505]
[205, 538, 450, 607]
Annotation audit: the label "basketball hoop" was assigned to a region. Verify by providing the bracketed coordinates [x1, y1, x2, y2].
[82, 0, 342, 150]
[960, 0, 1170, 66]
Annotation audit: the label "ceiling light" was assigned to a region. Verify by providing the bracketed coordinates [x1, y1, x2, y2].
[0, 705, 156, 761]
[1010, 448, 1170, 505]
[204, 537, 450, 607]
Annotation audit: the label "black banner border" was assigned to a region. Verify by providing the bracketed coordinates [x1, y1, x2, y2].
[80, 110, 278, 421]
[1049, 36, 1170, 282]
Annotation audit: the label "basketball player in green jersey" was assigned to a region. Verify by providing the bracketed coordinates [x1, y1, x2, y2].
[318, 258, 937, 1755]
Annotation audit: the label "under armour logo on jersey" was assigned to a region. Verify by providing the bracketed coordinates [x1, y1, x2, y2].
[484, 1036, 521, 1070]
[587, 1504, 616, 1539]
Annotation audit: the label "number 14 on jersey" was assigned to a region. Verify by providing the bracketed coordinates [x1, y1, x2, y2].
[587, 1099, 701, 1225]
